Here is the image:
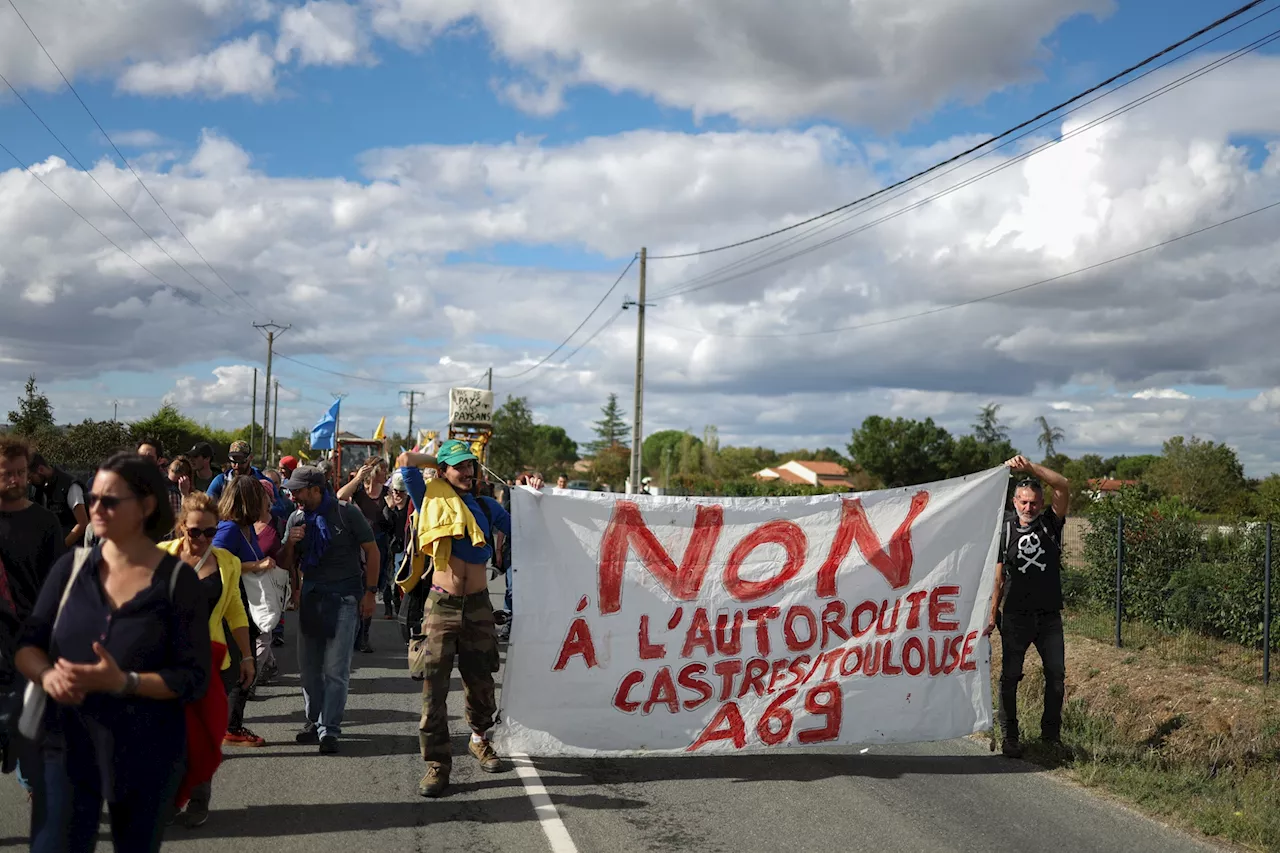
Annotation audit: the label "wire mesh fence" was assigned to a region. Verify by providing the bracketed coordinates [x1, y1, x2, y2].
[1063, 505, 1275, 686]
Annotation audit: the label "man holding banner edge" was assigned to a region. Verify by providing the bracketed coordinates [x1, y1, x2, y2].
[984, 455, 1070, 759]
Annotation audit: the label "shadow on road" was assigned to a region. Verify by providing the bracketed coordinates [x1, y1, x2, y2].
[535, 748, 1044, 786]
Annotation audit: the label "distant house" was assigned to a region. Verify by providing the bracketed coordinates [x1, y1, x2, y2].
[1085, 478, 1138, 500]
[754, 460, 856, 489]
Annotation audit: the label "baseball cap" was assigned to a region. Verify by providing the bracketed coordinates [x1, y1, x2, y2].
[229, 440, 252, 458]
[279, 455, 299, 474]
[282, 465, 326, 492]
[186, 441, 214, 459]
[436, 439, 479, 468]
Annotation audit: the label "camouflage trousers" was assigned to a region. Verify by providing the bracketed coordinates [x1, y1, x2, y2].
[418, 589, 500, 767]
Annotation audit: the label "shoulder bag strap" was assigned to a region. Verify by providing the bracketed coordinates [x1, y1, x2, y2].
[52, 548, 91, 632]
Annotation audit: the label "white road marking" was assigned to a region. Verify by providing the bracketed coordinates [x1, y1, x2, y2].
[511, 752, 579, 853]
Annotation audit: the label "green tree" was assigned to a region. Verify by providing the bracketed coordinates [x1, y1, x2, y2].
[702, 425, 720, 477]
[530, 424, 579, 475]
[1143, 435, 1247, 514]
[276, 428, 314, 461]
[32, 419, 132, 475]
[129, 404, 208, 458]
[8, 375, 56, 436]
[716, 446, 779, 480]
[489, 395, 537, 479]
[1112, 454, 1160, 481]
[1035, 415, 1065, 460]
[591, 444, 631, 490]
[589, 393, 630, 453]
[848, 416, 954, 488]
[972, 403, 1009, 445]
[949, 434, 1015, 476]
[1255, 474, 1280, 520]
[643, 430, 697, 481]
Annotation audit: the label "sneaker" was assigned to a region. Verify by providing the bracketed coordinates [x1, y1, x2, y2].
[418, 763, 449, 798]
[497, 624, 511, 643]
[358, 641, 374, 654]
[319, 736, 339, 755]
[1041, 729, 1061, 745]
[182, 801, 210, 828]
[223, 727, 265, 748]
[272, 635, 284, 648]
[1001, 738, 1023, 759]
[468, 737, 503, 773]
[295, 722, 320, 745]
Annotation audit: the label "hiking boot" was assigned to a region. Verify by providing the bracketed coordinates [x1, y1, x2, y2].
[182, 800, 210, 828]
[1001, 738, 1023, 759]
[418, 763, 449, 798]
[223, 727, 265, 748]
[319, 736, 339, 755]
[295, 722, 320, 744]
[469, 737, 503, 773]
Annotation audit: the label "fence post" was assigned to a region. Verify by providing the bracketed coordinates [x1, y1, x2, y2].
[1265, 521, 1272, 687]
[1115, 514, 1125, 649]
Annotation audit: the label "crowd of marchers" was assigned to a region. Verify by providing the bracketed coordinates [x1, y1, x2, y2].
[0, 436, 1070, 852]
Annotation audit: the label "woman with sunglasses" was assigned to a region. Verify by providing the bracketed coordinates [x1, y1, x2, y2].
[211, 476, 275, 749]
[159, 492, 253, 826]
[16, 452, 210, 853]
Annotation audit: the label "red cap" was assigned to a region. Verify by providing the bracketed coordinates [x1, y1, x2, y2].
[279, 455, 299, 473]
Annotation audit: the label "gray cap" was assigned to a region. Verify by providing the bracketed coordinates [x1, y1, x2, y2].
[282, 465, 326, 492]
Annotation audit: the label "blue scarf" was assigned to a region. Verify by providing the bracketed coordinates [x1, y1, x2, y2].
[300, 490, 336, 576]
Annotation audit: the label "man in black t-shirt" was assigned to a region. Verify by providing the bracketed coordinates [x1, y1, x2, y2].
[0, 438, 66, 620]
[983, 455, 1070, 758]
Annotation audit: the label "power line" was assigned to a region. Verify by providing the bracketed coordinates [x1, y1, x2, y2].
[493, 254, 637, 380]
[653, 4, 1280, 301]
[652, 22, 1280, 302]
[0, 71, 241, 314]
[0, 139, 205, 308]
[5, 0, 262, 315]
[644, 0, 1273, 261]
[502, 308, 627, 394]
[647, 198, 1280, 339]
[271, 351, 481, 388]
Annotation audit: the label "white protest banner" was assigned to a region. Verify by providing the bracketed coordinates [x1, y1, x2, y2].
[494, 467, 1008, 757]
[448, 387, 493, 425]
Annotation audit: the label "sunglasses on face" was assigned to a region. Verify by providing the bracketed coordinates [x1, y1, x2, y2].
[187, 526, 219, 540]
[87, 493, 137, 510]
[229, 455, 250, 464]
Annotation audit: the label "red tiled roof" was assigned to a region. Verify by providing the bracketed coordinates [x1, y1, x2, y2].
[1087, 478, 1138, 492]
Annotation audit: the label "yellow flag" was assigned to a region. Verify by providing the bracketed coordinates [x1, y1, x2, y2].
[373, 417, 386, 441]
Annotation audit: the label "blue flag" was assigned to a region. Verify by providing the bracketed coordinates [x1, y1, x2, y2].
[310, 399, 340, 450]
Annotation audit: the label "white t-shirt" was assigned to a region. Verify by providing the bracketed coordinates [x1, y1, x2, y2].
[67, 482, 85, 510]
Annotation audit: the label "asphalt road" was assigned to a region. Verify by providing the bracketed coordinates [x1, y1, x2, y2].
[0, 579, 1227, 853]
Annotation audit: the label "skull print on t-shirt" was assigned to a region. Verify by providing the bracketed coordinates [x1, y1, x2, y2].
[999, 508, 1065, 613]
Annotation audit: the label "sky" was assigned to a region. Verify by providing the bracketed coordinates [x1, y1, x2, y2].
[1, 0, 1279, 475]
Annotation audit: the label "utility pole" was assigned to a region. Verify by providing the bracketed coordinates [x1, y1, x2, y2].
[271, 380, 280, 468]
[251, 368, 258, 453]
[111, 400, 119, 422]
[626, 247, 647, 494]
[401, 390, 424, 445]
[486, 368, 492, 391]
[254, 322, 290, 467]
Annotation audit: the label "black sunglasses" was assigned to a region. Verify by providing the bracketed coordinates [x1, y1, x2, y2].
[87, 492, 138, 510]
[187, 526, 219, 540]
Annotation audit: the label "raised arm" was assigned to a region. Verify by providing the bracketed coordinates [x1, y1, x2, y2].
[1005, 455, 1069, 519]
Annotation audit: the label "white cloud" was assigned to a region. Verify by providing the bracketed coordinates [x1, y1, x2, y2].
[168, 365, 259, 406]
[1132, 388, 1193, 401]
[1250, 388, 1280, 413]
[3, 53, 1280, 470]
[365, 0, 1112, 126]
[0, 0, 272, 89]
[116, 33, 277, 99]
[276, 1, 370, 67]
[104, 129, 168, 148]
